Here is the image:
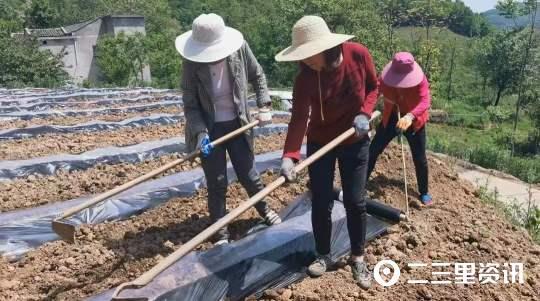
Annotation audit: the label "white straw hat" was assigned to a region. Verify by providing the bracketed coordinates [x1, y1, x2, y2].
[175, 13, 244, 63]
[275, 16, 354, 62]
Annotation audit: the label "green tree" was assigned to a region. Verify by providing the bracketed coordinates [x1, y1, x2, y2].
[145, 33, 182, 88]
[96, 32, 149, 86]
[497, 0, 539, 155]
[378, 0, 410, 59]
[25, 0, 58, 28]
[0, 36, 68, 87]
[472, 30, 525, 106]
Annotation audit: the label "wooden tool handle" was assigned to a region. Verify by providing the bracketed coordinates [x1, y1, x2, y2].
[58, 120, 259, 220]
[112, 111, 381, 298]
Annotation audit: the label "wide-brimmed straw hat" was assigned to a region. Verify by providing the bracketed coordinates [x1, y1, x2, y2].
[275, 16, 354, 62]
[175, 13, 244, 63]
[381, 52, 425, 88]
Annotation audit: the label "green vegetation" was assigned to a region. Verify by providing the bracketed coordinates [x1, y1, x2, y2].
[0, 36, 67, 88]
[476, 181, 540, 244]
[0, 0, 538, 183]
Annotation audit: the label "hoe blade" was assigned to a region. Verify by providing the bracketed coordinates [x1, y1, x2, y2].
[52, 220, 77, 244]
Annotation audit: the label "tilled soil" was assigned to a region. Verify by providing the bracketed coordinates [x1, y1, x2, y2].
[34, 95, 176, 110]
[0, 172, 308, 301]
[0, 133, 287, 212]
[258, 145, 540, 301]
[0, 106, 183, 130]
[1, 145, 538, 300]
[0, 124, 184, 161]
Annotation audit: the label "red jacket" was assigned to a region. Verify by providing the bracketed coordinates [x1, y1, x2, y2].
[283, 42, 379, 161]
[379, 76, 431, 131]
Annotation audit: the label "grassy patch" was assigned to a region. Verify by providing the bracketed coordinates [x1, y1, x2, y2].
[427, 124, 540, 183]
[476, 182, 540, 244]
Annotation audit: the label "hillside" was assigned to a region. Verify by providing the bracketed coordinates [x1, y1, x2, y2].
[483, 6, 540, 29]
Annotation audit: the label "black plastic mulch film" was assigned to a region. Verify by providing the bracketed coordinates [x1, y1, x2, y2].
[90, 193, 399, 301]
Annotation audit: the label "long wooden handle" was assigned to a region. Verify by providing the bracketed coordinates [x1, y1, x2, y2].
[112, 111, 381, 298]
[397, 110, 409, 216]
[58, 120, 260, 220]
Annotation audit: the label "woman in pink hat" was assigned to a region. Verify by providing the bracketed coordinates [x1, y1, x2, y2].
[367, 52, 432, 205]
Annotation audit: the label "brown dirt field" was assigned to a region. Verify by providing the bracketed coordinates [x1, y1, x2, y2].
[0, 132, 287, 212]
[0, 106, 183, 130]
[0, 124, 184, 161]
[36, 95, 176, 110]
[0, 145, 538, 301]
[257, 145, 540, 301]
[0, 171, 307, 301]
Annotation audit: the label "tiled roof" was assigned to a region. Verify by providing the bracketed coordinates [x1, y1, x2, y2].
[26, 27, 66, 37]
[12, 15, 144, 38]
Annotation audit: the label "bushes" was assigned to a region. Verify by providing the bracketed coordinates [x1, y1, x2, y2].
[428, 134, 540, 183]
[0, 36, 68, 88]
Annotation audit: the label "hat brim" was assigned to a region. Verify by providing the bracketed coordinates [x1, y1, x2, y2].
[275, 33, 354, 62]
[381, 61, 425, 88]
[175, 27, 244, 63]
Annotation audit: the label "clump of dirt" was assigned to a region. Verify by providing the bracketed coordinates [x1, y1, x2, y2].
[0, 172, 309, 301]
[258, 144, 540, 301]
[0, 106, 183, 130]
[0, 124, 184, 161]
[0, 133, 287, 212]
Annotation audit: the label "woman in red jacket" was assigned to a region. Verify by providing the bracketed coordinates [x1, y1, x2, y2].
[275, 16, 378, 290]
[367, 52, 432, 205]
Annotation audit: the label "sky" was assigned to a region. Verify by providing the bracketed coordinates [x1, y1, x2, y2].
[461, 0, 499, 13]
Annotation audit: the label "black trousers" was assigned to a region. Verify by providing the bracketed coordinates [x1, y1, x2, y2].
[367, 112, 429, 195]
[308, 137, 370, 256]
[201, 119, 269, 237]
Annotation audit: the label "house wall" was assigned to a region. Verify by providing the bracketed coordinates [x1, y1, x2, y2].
[35, 16, 151, 84]
[72, 19, 103, 83]
[38, 38, 77, 78]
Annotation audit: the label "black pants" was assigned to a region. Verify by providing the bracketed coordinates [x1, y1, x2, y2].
[308, 137, 369, 256]
[201, 119, 269, 238]
[367, 112, 429, 195]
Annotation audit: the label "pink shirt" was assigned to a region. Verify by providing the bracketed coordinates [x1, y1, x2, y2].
[380, 76, 431, 131]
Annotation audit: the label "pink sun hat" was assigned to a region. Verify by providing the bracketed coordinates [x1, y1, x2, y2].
[381, 52, 425, 88]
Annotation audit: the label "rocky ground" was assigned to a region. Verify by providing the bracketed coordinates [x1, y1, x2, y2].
[0, 106, 182, 130]
[258, 145, 540, 301]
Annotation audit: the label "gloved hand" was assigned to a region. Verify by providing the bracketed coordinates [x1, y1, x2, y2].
[256, 108, 273, 127]
[396, 113, 414, 132]
[280, 157, 296, 182]
[197, 132, 213, 157]
[353, 114, 370, 137]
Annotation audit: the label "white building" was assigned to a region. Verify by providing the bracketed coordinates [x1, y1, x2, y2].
[12, 15, 152, 84]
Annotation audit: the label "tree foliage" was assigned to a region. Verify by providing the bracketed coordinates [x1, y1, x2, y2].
[0, 36, 68, 88]
[95, 32, 149, 87]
